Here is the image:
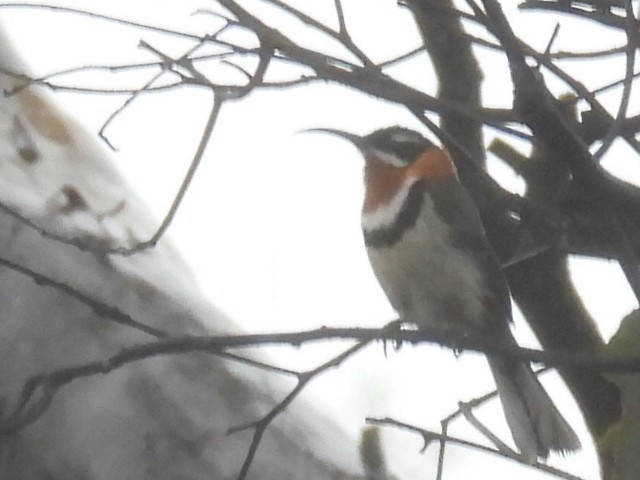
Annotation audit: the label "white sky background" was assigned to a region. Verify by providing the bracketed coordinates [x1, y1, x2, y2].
[2, 1, 640, 479]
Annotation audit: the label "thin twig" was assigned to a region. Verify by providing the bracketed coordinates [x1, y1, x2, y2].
[217, 0, 523, 139]
[535, 22, 560, 69]
[530, 43, 640, 154]
[230, 341, 370, 480]
[367, 417, 585, 480]
[0, 255, 168, 337]
[98, 66, 167, 150]
[378, 46, 424, 68]
[331, 0, 373, 66]
[592, 70, 640, 96]
[114, 93, 223, 255]
[216, 351, 300, 377]
[26, 48, 264, 256]
[435, 366, 552, 475]
[436, 418, 448, 480]
[0, 4, 203, 40]
[593, 0, 637, 161]
[4, 36, 234, 97]
[458, 401, 515, 454]
[262, 0, 373, 66]
[334, 0, 347, 34]
[3, 324, 640, 437]
[0, 43, 273, 257]
[98, 22, 234, 148]
[520, 0, 632, 30]
[9, 80, 186, 95]
[551, 45, 627, 59]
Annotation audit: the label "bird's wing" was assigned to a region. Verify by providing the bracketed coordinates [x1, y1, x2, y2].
[427, 177, 514, 330]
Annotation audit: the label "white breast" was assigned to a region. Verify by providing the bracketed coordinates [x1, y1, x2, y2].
[365, 190, 487, 330]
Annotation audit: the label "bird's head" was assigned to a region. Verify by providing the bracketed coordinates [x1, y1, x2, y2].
[305, 126, 431, 164]
[304, 126, 460, 242]
[305, 126, 455, 174]
[305, 126, 458, 211]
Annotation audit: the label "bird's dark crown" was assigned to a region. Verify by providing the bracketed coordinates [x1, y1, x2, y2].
[363, 127, 435, 166]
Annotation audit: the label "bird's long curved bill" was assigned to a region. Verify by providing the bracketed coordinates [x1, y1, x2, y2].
[299, 128, 363, 148]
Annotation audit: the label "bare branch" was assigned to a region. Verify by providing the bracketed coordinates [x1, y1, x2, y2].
[97, 58, 168, 151]
[0, 255, 167, 338]
[535, 22, 560, 69]
[261, 0, 373, 66]
[551, 45, 627, 59]
[0, 3, 203, 40]
[592, 0, 637, 161]
[229, 341, 370, 480]
[458, 401, 515, 454]
[482, 0, 640, 221]
[116, 92, 223, 255]
[520, 0, 632, 29]
[367, 417, 585, 480]
[4, 322, 640, 438]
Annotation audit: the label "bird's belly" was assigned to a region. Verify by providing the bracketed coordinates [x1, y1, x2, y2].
[366, 200, 486, 330]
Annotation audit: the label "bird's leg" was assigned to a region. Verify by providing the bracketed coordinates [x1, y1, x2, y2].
[381, 318, 413, 355]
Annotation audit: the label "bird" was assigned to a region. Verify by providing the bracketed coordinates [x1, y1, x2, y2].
[308, 126, 581, 463]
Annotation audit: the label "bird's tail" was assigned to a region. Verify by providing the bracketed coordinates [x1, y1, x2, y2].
[487, 355, 581, 463]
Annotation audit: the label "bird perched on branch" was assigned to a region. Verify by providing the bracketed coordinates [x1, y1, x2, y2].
[309, 126, 581, 463]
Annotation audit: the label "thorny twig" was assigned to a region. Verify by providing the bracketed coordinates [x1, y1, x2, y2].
[97, 18, 232, 148]
[367, 417, 584, 480]
[0, 255, 168, 338]
[3, 324, 640, 438]
[433, 366, 553, 477]
[228, 341, 370, 480]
